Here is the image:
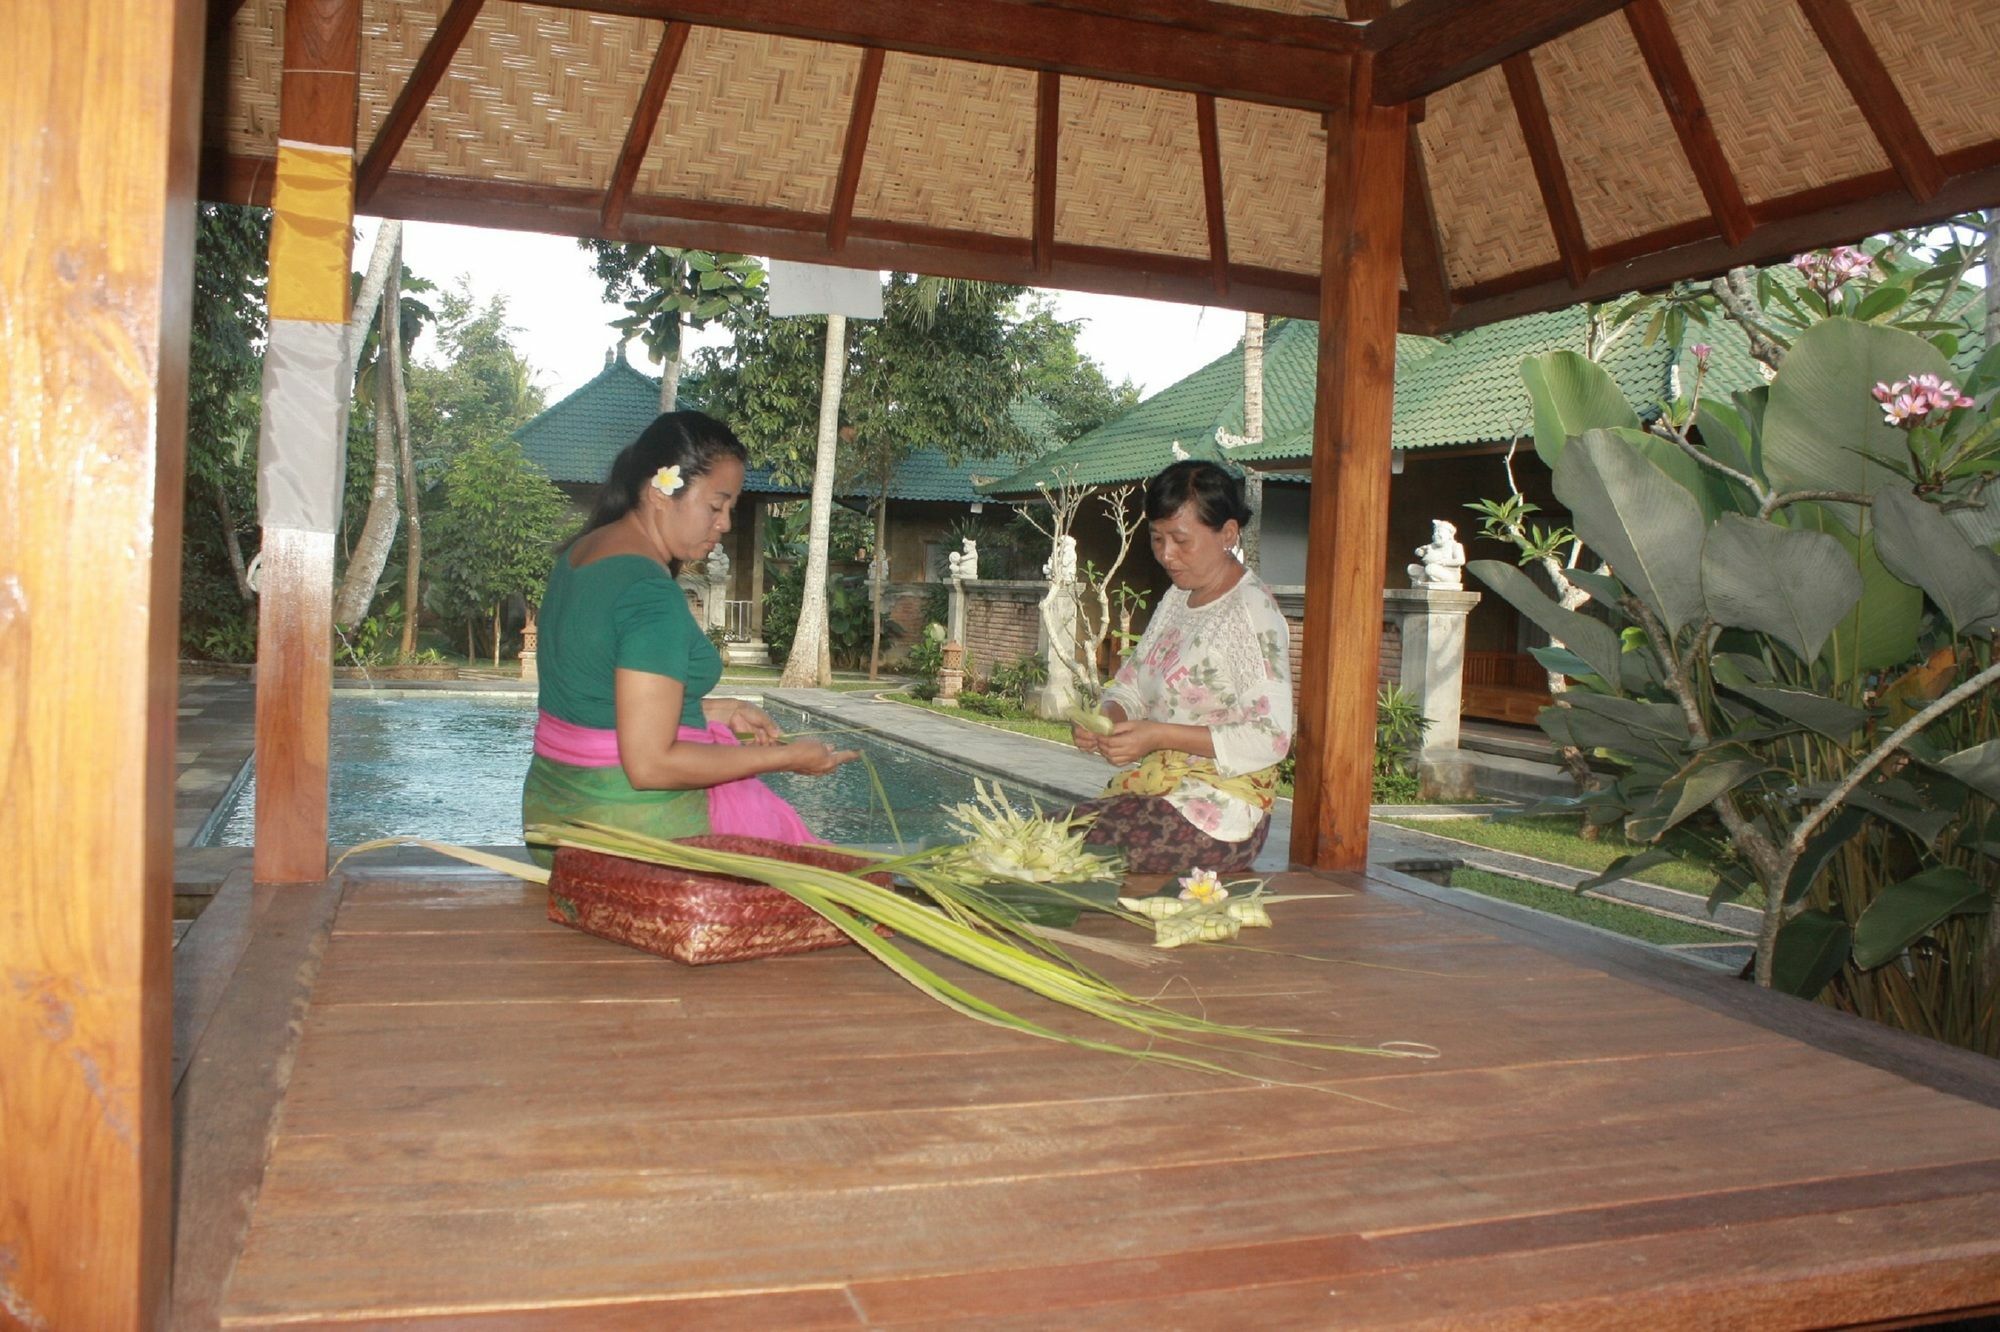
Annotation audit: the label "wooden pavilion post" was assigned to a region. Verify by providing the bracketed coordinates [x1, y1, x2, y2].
[252, 0, 361, 883]
[0, 0, 203, 1323]
[1291, 56, 1409, 872]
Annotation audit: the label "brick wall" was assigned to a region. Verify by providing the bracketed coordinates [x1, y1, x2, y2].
[963, 581, 1044, 686]
[1268, 587, 1398, 698]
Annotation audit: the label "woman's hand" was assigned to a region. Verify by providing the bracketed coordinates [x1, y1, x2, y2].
[721, 701, 783, 745]
[1070, 723, 1101, 754]
[784, 740, 860, 776]
[1095, 720, 1157, 766]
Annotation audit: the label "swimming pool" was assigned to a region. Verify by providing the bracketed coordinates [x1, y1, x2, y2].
[202, 694, 1043, 848]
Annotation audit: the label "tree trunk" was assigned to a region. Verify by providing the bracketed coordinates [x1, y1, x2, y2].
[1985, 212, 2000, 350]
[332, 249, 404, 626]
[781, 314, 845, 689]
[395, 296, 422, 659]
[214, 482, 256, 603]
[868, 496, 887, 680]
[345, 221, 401, 363]
[492, 604, 502, 668]
[1240, 313, 1265, 570]
[658, 317, 683, 411]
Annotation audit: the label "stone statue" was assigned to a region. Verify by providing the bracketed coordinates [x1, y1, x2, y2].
[1042, 534, 1078, 585]
[946, 537, 978, 582]
[1407, 519, 1466, 590]
[706, 546, 731, 581]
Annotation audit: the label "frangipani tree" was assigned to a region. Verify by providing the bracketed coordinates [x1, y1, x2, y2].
[1473, 317, 1999, 1049]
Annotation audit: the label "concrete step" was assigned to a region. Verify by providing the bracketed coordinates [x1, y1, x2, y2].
[1422, 746, 1578, 803]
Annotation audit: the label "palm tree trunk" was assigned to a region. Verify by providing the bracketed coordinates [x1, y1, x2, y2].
[1240, 312, 1265, 571]
[214, 482, 255, 603]
[658, 316, 684, 411]
[395, 295, 422, 659]
[781, 314, 845, 688]
[492, 604, 502, 668]
[332, 248, 404, 626]
[868, 496, 887, 680]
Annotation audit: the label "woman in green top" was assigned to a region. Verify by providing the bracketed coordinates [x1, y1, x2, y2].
[522, 412, 857, 860]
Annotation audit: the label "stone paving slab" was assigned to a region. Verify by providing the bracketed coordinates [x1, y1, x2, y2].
[174, 674, 256, 854]
[763, 689, 1296, 873]
[1369, 821, 1761, 938]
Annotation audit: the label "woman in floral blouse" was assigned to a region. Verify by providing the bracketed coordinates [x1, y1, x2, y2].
[1069, 461, 1293, 873]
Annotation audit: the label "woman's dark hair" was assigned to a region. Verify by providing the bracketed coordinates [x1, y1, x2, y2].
[1144, 460, 1251, 531]
[563, 411, 748, 553]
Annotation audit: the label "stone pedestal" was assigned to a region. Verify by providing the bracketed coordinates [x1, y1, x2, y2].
[519, 624, 539, 684]
[1382, 586, 1481, 800]
[939, 640, 965, 702]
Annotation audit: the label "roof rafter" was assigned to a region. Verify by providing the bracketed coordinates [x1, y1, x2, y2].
[1625, 0, 1751, 246]
[534, 0, 1355, 111]
[601, 21, 690, 232]
[1195, 94, 1230, 297]
[1035, 72, 1060, 276]
[1399, 127, 1453, 330]
[1367, 0, 1636, 106]
[1442, 144, 2000, 330]
[356, 0, 485, 208]
[1502, 52, 1590, 289]
[1794, 0, 1944, 202]
[827, 46, 885, 252]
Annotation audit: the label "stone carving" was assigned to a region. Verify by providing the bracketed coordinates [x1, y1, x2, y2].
[946, 538, 979, 582]
[1042, 534, 1078, 584]
[1406, 519, 1466, 590]
[706, 547, 731, 581]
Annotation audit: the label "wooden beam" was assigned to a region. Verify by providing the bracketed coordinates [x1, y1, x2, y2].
[356, 0, 483, 208]
[1794, 0, 1944, 202]
[602, 20, 689, 233]
[1502, 52, 1590, 288]
[1625, 0, 1751, 246]
[535, 0, 1357, 112]
[1035, 71, 1060, 276]
[200, 151, 1435, 324]
[1399, 126, 1453, 330]
[828, 46, 885, 252]
[208, 0, 251, 36]
[1293, 59, 1408, 871]
[1195, 94, 1230, 296]
[1440, 142, 2000, 330]
[2, 0, 203, 1323]
[1367, 0, 1634, 106]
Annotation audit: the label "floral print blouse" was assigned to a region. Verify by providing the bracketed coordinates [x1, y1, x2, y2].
[1100, 571, 1294, 841]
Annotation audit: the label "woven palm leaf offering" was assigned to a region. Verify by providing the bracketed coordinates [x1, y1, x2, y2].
[341, 795, 1434, 1086]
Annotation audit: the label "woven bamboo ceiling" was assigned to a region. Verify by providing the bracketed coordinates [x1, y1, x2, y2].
[201, 0, 2000, 333]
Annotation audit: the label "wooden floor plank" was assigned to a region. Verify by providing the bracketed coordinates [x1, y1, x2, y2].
[204, 869, 2000, 1327]
[891, 1192, 2000, 1329]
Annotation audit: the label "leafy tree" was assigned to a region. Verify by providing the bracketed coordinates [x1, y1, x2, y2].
[404, 285, 546, 472]
[696, 275, 1047, 681]
[579, 243, 765, 409]
[427, 440, 571, 664]
[1008, 294, 1139, 440]
[182, 203, 270, 658]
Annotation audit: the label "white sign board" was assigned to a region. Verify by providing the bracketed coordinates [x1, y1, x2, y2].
[767, 260, 884, 320]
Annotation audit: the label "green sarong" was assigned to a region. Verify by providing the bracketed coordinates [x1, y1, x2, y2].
[520, 754, 710, 867]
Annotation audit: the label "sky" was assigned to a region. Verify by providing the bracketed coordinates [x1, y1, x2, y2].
[365, 218, 1248, 410]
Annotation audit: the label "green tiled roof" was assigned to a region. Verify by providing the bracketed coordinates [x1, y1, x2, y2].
[515, 356, 1057, 502]
[985, 274, 1990, 491]
[515, 357, 664, 485]
[980, 320, 1440, 496]
[982, 320, 1441, 494]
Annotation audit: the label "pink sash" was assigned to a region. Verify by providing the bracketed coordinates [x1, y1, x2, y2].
[533, 710, 820, 845]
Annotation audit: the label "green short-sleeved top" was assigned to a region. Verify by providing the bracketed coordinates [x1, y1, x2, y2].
[535, 553, 720, 731]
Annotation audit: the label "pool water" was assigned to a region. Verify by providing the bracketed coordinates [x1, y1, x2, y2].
[203, 695, 1042, 848]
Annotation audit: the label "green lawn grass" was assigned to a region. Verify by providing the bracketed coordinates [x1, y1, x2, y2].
[879, 692, 1077, 744]
[1379, 813, 1750, 902]
[1447, 867, 1738, 946]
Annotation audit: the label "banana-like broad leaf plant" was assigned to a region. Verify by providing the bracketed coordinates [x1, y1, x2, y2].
[1473, 319, 1999, 1026]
